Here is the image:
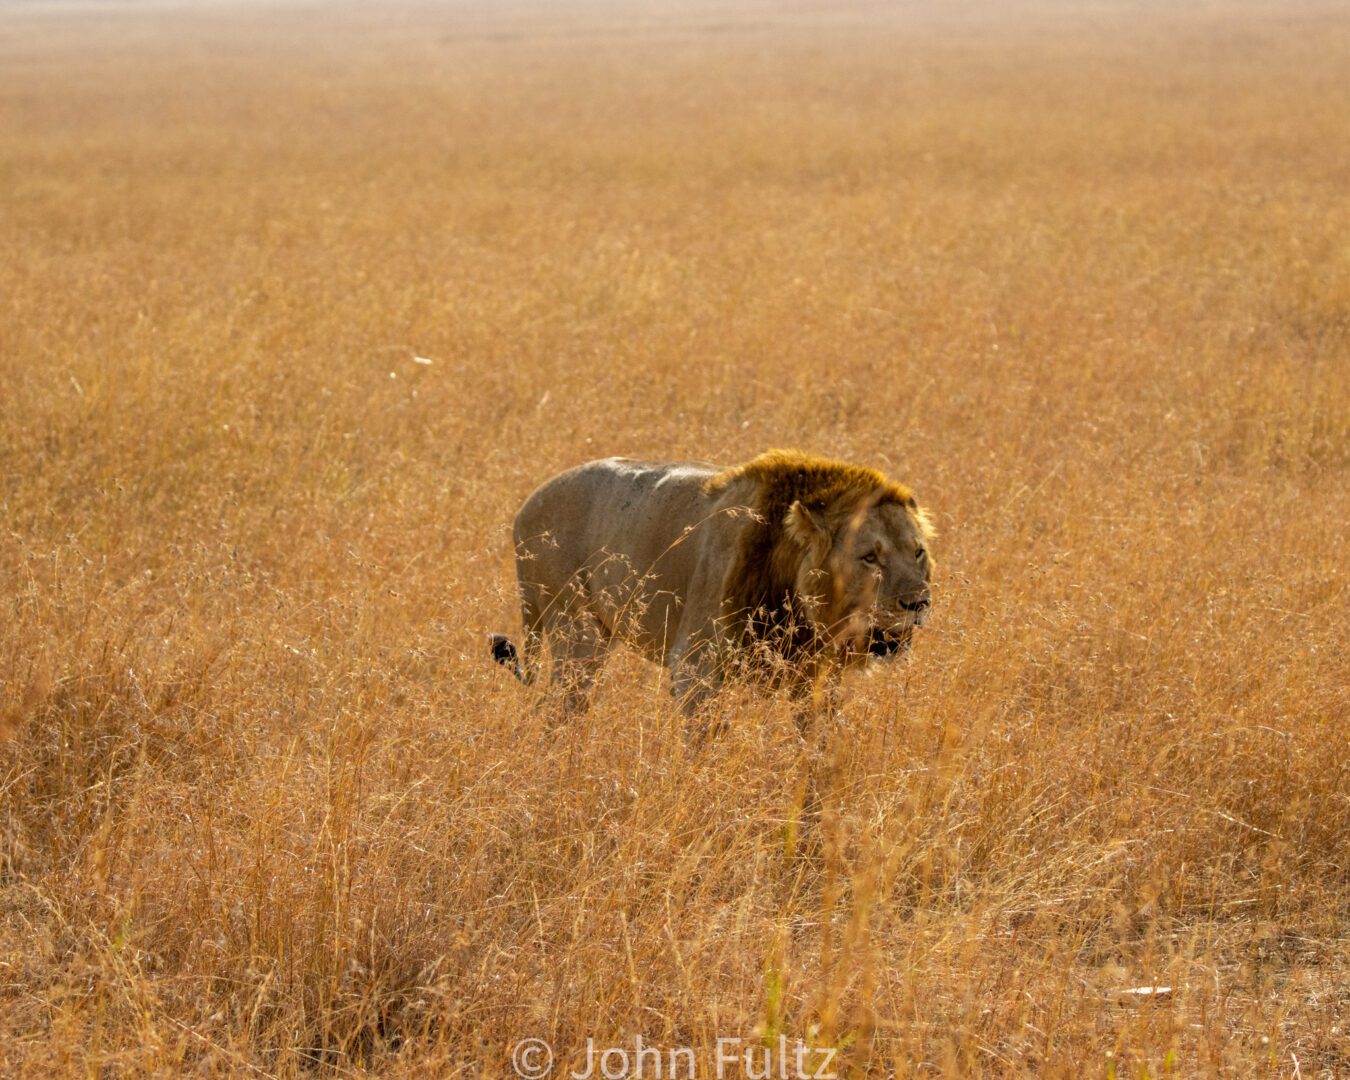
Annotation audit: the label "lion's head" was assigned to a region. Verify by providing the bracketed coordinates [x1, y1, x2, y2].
[708, 449, 935, 663]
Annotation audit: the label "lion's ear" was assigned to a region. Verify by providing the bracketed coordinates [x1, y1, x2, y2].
[785, 500, 830, 558]
[911, 505, 936, 541]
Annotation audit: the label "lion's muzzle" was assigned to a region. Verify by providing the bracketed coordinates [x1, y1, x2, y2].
[899, 594, 931, 627]
[864, 594, 930, 660]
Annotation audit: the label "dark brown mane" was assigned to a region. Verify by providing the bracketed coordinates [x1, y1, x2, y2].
[706, 449, 917, 648]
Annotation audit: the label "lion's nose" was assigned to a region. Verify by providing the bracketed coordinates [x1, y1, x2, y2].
[899, 595, 930, 614]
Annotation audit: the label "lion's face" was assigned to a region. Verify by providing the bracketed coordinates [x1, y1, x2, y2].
[788, 499, 933, 662]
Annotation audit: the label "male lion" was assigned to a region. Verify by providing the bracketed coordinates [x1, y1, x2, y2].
[489, 449, 934, 717]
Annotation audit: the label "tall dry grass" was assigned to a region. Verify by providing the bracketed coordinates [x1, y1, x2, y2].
[1, 1, 1348, 1076]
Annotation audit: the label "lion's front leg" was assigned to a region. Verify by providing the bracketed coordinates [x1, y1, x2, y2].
[668, 619, 739, 751]
[668, 637, 723, 717]
[785, 659, 845, 738]
[664, 561, 733, 725]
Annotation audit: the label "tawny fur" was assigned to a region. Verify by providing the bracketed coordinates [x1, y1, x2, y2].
[493, 450, 935, 715]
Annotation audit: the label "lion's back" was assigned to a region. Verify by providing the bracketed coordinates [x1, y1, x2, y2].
[512, 456, 727, 586]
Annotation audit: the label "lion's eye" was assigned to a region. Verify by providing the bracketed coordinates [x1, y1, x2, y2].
[915, 547, 926, 562]
[861, 552, 879, 565]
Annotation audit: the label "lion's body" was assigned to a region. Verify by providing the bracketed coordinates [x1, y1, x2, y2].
[492, 450, 934, 715]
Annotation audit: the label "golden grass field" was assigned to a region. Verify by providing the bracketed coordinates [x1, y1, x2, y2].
[2, 0, 1348, 1075]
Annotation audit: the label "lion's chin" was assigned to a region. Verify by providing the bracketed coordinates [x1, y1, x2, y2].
[864, 626, 914, 662]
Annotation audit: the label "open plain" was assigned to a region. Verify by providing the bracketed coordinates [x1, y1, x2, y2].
[1, 1, 1348, 1075]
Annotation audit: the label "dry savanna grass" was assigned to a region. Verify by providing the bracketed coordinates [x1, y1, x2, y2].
[2, 1, 1348, 1075]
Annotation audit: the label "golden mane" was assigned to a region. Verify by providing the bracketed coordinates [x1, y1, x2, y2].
[706, 448, 917, 511]
[707, 449, 928, 647]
